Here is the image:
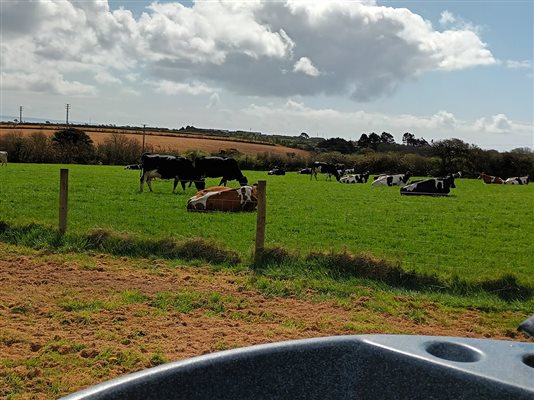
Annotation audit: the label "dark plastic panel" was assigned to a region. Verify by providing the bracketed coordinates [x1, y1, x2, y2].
[62, 335, 534, 400]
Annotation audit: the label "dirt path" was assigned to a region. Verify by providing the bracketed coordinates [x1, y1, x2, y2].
[0, 246, 529, 399]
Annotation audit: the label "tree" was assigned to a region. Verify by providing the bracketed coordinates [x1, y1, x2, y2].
[299, 132, 310, 139]
[431, 138, 470, 175]
[316, 137, 355, 154]
[402, 132, 415, 146]
[368, 132, 381, 150]
[380, 132, 395, 144]
[357, 133, 370, 148]
[52, 127, 95, 163]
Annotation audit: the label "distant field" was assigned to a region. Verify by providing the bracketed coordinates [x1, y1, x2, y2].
[1, 163, 532, 286]
[0, 124, 310, 157]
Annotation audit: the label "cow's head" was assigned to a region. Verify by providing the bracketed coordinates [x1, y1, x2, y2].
[239, 176, 248, 186]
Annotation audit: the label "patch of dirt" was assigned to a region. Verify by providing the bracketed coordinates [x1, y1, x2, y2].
[0, 246, 530, 398]
[0, 125, 310, 157]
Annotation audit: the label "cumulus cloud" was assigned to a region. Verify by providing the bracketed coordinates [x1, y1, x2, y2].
[293, 57, 321, 76]
[1, 0, 496, 100]
[439, 11, 456, 26]
[474, 114, 514, 133]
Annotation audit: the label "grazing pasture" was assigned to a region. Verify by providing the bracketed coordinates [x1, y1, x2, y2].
[0, 163, 532, 285]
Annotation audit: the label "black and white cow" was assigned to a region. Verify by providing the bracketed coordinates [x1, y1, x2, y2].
[268, 168, 286, 175]
[310, 162, 341, 181]
[124, 164, 141, 170]
[298, 168, 312, 174]
[504, 176, 530, 185]
[140, 154, 204, 193]
[195, 156, 248, 186]
[371, 171, 412, 187]
[400, 175, 456, 196]
[340, 171, 370, 184]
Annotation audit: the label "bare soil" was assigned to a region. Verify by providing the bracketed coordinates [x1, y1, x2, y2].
[0, 124, 310, 157]
[0, 245, 529, 399]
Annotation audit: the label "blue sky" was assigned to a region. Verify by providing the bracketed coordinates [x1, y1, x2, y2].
[1, 0, 532, 150]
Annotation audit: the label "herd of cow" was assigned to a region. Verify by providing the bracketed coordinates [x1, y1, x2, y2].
[135, 155, 527, 212]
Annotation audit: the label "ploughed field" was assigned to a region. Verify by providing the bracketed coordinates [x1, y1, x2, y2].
[0, 163, 532, 286]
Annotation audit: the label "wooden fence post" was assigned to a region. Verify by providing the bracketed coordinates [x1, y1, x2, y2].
[254, 180, 267, 263]
[59, 168, 69, 235]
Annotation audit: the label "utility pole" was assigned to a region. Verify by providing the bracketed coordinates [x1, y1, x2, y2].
[142, 124, 146, 154]
[19, 106, 23, 123]
[65, 104, 70, 126]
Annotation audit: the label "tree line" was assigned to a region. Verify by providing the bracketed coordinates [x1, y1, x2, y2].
[0, 127, 532, 178]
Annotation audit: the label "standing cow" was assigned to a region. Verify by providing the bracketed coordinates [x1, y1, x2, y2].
[310, 162, 341, 181]
[140, 154, 204, 193]
[371, 171, 412, 187]
[194, 157, 248, 186]
[0, 151, 7, 166]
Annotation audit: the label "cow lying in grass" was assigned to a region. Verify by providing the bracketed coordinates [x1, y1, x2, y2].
[340, 171, 370, 184]
[504, 176, 530, 185]
[479, 172, 504, 184]
[401, 175, 456, 196]
[187, 186, 257, 212]
[371, 172, 412, 186]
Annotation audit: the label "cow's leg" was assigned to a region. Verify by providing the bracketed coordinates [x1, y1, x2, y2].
[173, 178, 180, 193]
[147, 177, 154, 192]
[140, 172, 146, 192]
[219, 178, 227, 186]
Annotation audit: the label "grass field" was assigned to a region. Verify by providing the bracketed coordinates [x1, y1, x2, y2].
[1, 163, 532, 286]
[1, 163, 533, 398]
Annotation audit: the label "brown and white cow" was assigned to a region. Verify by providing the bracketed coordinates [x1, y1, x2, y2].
[479, 172, 504, 184]
[187, 186, 258, 212]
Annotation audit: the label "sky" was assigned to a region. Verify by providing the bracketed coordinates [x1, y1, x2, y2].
[1, 0, 533, 150]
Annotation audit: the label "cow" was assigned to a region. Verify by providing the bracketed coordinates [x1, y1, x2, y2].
[504, 176, 530, 185]
[124, 164, 141, 170]
[298, 168, 312, 174]
[310, 161, 341, 181]
[268, 168, 286, 175]
[371, 171, 412, 187]
[140, 153, 204, 193]
[340, 171, 370, 184]
[343, 168, 355, 175]
[401, 175, 456, 196]
[0, 151, 7, 166]
[187, 186, 257, 212]
[479, 172, 504, 184]
[195, 157, 247, 187]
[373, 174, 387, 181]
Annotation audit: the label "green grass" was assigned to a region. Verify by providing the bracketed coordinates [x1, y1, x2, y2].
[0, 163, 532, 286]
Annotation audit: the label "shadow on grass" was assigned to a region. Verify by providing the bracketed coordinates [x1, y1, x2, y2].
[0, 221, 240, 266]
[253, 246, 533, 302]
[1, 221, 531, 301]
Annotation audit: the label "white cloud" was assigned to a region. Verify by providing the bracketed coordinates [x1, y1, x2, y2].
[242, 100, 532, 146]
[505, 60, 532, 69]
[1, 0, 496, 100]
[439, 11, 456, 26]
[152, 80, 215, 96]
[293, 57, 320, 76]
[207, 92, 221, 109]
[474, 114, 514, 133]
[1, 71, 96, 96]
